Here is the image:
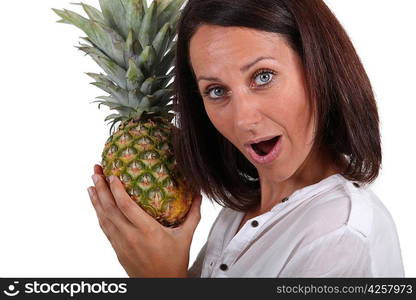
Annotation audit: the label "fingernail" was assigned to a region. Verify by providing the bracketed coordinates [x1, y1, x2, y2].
[109, 175, 114, 183]
[87, 187, 94, 198]
[92, 174, 99, 184]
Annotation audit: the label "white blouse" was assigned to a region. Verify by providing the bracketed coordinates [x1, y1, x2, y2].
[188, 174, 405, 277]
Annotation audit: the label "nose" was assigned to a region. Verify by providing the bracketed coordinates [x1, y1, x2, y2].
[233, 90, 262, 132]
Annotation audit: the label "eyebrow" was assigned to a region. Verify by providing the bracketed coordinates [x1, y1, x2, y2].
[196, 56, 276, 83]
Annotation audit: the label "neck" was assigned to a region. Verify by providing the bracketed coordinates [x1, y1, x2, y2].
[254, 147, 340, 215]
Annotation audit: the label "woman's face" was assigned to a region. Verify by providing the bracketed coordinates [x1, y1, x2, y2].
[189, 25, 317, 182]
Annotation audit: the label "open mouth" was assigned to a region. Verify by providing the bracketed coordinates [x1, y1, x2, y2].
[251, 136, 281, 156]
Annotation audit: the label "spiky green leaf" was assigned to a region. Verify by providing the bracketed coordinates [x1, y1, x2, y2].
[90, 82, 130, 106]
[126, 58, 145, 90]
[98, 0, 129, 38]
[128, 89, 141, 105]
[70, 2, 106, 24]
[152, 22, 171, 60]
[142, 0, 148, 15]
[52, 8, 89, 29]
[93, 99, 120, 110]
[54, 0, 185, 123]
[53, 8, 126, 67]
[95, 95, 119, 102]
[79, 36, 93, 46]
[98, 0, 115, 27]
[88, 21, 126, 67]
[153, 93, 174, 107]
[93, 95, 119, 104]
[151, 88, 173, 100]
[95, 96, 137, 115]
[157, 0, 186, 29]
[56, 18, 71, 24]
[77, 44, 127, 89]
[138, 0, 158, 48]
[124, 30, 135, 66]
[140, 76, 156, 95]
[169, 7, 182, 31]
[136, 45, 157, 76]
[126, 0, 144, 36]
[156, 0, 172, 17]
[85, 72, 112, 84]
[126, 30, 134, 55]
[94, 99, 136, 112]
[137, 96, 151, 110]
[105, 113, 122, 122]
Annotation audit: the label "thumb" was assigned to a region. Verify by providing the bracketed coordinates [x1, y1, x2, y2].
[180, 193, 202, 234]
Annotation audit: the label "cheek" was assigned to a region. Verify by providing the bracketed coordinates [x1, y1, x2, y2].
[204, 103, 229, 135]
[299, 100, 316, 144]
[204, 103, 238, 144]
[291, 105, 316, 157]
[274, 92, 315, 151]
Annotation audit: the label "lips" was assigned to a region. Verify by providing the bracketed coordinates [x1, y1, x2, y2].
[245, 135, 282, 164]
[251, 136, 280, 156]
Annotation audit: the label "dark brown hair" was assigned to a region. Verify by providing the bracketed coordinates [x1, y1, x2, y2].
[172, 0, 381, 211]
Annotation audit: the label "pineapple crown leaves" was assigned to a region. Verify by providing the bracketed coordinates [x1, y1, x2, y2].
[52, 0, 185, 134]
[53, 6, 126, 67]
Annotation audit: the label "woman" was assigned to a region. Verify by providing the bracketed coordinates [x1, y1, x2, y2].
[88, 0, 405, 277]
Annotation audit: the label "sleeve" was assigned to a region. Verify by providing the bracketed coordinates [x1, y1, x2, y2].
[187, 242, 207, 278]
[279, 226, 373, 277]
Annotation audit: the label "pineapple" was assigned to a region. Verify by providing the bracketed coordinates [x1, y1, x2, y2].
[53, 0, 194, 227]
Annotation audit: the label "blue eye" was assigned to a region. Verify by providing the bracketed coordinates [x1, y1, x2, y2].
[207, 87, 225, 99]
[254, 71, 273, 85]
[203, 69, 276, 100]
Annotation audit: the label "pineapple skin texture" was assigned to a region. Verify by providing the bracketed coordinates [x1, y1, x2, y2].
[101, 116, 193, 227]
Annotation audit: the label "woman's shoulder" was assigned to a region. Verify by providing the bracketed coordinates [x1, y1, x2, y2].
[302, 175, 398, 241]
[288, 176, 405, 277]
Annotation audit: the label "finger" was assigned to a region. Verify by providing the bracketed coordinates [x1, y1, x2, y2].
[88, 186, 122, 243]
[91, 174, 136, 233]
[89, 186, 139, 261]
[94, 164, 104, 175]
[108, 175, 159, 230]
[179, 193, 202, 235]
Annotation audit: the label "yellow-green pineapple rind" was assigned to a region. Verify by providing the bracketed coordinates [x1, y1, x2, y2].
[101, 116, 193, 227]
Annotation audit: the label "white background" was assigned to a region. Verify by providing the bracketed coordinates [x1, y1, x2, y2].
[0, 0, 414, 277]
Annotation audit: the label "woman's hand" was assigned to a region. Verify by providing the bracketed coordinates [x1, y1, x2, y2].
[87, 164, 202, 278]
